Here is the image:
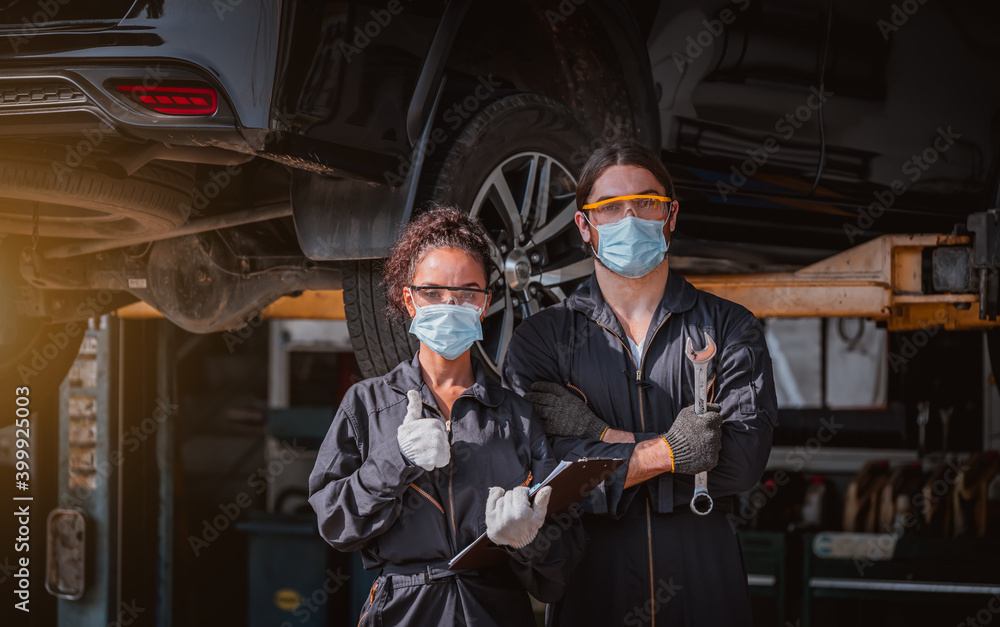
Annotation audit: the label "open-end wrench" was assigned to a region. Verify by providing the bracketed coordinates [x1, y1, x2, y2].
[685, 331, 717, 516]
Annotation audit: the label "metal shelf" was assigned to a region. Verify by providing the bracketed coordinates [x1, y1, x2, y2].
[766, 447, 976, 473]
[809, 578, 1000, 595]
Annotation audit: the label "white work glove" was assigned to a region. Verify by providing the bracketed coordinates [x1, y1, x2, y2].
[396, 390, 450, 472]
[485, 485, 552, 549]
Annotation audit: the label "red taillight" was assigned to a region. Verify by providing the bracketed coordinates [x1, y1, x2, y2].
[114, 85, 217, 115]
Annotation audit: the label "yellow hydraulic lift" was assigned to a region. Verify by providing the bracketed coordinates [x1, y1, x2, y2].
[690, 233, 993, 332]
[116, 288, 348, 321]
[115, 231, 998, 332]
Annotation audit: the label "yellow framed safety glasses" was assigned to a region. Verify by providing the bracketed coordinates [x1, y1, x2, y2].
[581, 194, 674, 225]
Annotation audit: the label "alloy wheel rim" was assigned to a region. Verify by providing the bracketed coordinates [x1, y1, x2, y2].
[469, 151, 594, 375]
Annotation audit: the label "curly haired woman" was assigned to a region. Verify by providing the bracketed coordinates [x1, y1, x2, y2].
[308, 205, 584, 626]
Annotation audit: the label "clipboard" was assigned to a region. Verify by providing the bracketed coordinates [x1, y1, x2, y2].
[448, 457, 625, 570]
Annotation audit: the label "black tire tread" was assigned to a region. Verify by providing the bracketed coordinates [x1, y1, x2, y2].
[343, 260, 415, 380]
[0, 144, 196, 238]
[428, 93, 584, 201]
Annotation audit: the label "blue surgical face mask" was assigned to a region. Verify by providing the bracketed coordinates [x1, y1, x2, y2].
[408, 302, 484, 360]
[583, 213, 671, 278]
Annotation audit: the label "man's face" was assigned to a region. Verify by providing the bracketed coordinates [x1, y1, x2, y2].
[574, 165, 679, 253]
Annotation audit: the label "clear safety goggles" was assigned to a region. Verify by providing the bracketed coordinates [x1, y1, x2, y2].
[407, 285, 489, 311]
[581, 194, 674, 226]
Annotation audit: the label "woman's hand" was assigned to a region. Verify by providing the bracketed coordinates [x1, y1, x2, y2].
[397, 390, 450, 471]
[524, 381, 610, 439]
[484, 485, 552, 549]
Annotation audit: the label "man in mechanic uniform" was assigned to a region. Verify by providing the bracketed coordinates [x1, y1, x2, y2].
[502, 139, 777, 626]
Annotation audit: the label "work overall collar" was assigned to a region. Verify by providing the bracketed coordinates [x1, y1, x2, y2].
[383, 349, 505, 411]
[567, 268, 699, 343]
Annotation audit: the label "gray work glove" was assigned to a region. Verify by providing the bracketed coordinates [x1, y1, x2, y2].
[523, 381, 610, 439]
[397, 390, 450, 472]
[662, 403, 724, 475]
[485, 485, 552, 549]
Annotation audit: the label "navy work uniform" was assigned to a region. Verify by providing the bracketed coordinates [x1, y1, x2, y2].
[309, 351, 585, 627]
[503, 269, 778, 627]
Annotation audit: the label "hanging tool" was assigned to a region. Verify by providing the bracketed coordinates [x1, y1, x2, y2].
[939, 406, 953, 454]
[916, 401, 929, 459]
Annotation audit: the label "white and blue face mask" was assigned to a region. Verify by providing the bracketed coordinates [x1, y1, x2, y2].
[408, 301, 484, 360]
[583, 213, 671, 279]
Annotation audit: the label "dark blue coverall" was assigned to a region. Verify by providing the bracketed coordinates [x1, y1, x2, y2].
[309, 351, 585, 627]
[503, 269, 778, 627]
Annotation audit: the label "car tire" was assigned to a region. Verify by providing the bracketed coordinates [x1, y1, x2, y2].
[0, 140, 195, 239]
[342, 259, 418, 381]
[345, 93, 614, 379]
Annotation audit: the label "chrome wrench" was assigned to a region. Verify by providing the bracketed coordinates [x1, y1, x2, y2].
[685, 331, 717, 516]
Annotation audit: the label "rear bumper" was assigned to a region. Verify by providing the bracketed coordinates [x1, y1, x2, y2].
[0, 64, 250, 151]
[0, 0, 281, 151]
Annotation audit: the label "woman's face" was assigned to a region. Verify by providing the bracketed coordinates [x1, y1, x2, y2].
[404, 247, 490, 320]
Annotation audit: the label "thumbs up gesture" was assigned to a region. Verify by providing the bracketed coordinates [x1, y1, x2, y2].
[397, 390, 451, 471]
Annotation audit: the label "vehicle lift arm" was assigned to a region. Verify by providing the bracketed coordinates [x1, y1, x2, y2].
[690, 212, 1000, 332]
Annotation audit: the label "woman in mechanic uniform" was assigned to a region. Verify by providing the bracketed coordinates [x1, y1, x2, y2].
[308, 205, 584, 626]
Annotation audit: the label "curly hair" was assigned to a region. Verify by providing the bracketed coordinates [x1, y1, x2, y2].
[382, 204, 494, 319]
